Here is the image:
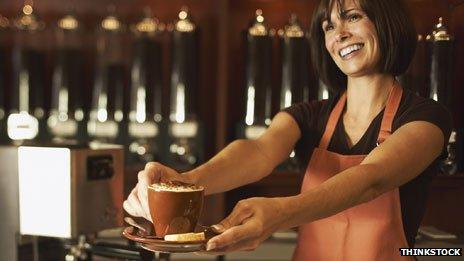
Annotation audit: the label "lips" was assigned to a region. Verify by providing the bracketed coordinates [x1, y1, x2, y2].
[339, 43, 364, 58]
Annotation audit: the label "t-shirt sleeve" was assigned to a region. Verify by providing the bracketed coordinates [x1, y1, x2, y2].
[281, 100, 328, 167]
[282, 100, 322, 137]
[395, 98, 453, 159]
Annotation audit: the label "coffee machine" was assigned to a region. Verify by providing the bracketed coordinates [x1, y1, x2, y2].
[236, 10, 273, 141]
[425, 17, 457, 175]
[167, 8, 204, 171]
[47, 13, 87, 143]
[277, 14, 310, 171]
[88, 8, 128, 146]
[0, 143, 124, 261]
[7, 3, 48, 143]
[127, 8, 164, 165]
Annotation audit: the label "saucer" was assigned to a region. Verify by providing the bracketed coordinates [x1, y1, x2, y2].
[122, 226, 210, 253]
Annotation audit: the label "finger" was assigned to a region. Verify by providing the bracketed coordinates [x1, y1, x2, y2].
[214, 200, 254, 232]
[124, 189, 145, 218]
[207, 219, 257, 251]
[143, 162, 167, 184]
[209, 238, 259, 253]
[135, 180, 151, 221]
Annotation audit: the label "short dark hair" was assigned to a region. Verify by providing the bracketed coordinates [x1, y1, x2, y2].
[310, 0, 417, 93]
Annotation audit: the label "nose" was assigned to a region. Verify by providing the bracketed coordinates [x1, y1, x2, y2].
[335, 26, 350, 42]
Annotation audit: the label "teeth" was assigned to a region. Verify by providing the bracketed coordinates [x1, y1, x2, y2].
[339, 44, 363, 58]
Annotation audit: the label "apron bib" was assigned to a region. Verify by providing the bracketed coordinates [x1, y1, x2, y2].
[293, 83, 411, 261]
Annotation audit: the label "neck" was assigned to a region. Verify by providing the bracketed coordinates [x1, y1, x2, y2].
[345, 74, 395, 118]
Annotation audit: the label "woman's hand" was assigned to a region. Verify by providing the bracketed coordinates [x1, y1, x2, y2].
[123, 162, 195, 221]
[206, 197, 288, 253]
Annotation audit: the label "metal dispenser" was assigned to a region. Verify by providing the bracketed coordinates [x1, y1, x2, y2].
[426, 17, 456, 175]
[128, 8, 164, 164]
[278, 14, 309, 171]
[279, 14, 310, 108]
[237, 9, 273, 140]
[48, 13, 87, 143]
[0, 14, 8, 144]
[88, 8, 127, 145]
[8, 3, 47, 143]
[167, 7, 203, 171]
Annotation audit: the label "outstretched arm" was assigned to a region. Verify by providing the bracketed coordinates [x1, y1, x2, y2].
[124, 112, 301, 220]
[206, 121, 444, 252]
[185, 112, 301, 195]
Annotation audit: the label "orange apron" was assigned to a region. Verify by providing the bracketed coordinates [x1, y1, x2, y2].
[293, 83, 411, 261]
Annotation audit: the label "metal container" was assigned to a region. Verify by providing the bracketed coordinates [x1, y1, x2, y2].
[279, 14, 309, 109]
[278, 14, 309, 172]
[8, 4, 47, 142]
[426, 17, 454, 108]
[88, 8, 127, 143]
[48, 13, 87, 142]
[128, 8, 164, 164]
[426, 17, 457, 175]
[244, 9, 272, 128]
[169, 7, 198, 124]
[167, 7, 203, 171]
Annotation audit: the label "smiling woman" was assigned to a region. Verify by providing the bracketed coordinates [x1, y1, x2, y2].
[311, 0, 417, 93]
[124, 0, 452, 260]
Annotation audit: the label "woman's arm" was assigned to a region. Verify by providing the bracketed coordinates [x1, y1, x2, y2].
[206, 120, 444, 251]
[123, 112, 301, 220]
[186, 112, 301, 195]
[280, 121, 444, 227]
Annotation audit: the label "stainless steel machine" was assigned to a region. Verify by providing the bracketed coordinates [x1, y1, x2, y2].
[167, 8, 204, 171]
[236, 9, 273, 142]
[0, 142, 124, 261]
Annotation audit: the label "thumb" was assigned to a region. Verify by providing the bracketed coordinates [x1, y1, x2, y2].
[212, 201, 254, 233]
[143, 162, 178, 185]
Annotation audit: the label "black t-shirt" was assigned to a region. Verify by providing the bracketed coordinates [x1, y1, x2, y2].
[283, 88, 452, 247]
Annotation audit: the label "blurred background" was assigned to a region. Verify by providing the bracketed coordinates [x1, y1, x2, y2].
[0, 0, 463, 260]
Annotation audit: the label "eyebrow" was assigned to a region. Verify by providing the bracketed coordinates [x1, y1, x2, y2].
[340, 8, 358, 18]
[322, 8, 360, 24]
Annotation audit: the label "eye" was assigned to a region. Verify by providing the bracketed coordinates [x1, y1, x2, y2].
[348, 13, 362, 22]
[324, 23, 334, 32]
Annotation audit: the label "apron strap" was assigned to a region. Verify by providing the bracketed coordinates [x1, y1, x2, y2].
[318, 81, 403, 150]
[319, 93, 347, 150]
[377, 81, 403, 145]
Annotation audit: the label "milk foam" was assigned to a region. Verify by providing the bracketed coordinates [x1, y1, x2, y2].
[149, 182, 203, 192]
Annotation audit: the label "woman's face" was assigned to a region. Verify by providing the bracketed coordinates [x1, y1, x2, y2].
[322, 0, 380, 77]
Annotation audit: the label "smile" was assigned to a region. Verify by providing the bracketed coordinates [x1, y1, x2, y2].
[339, 44, 364, 58]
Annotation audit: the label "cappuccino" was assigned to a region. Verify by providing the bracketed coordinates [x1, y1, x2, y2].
[149, 181, 203, 192]
[147, 181, 204, 238]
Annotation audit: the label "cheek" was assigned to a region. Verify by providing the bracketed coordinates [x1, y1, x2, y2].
[324, 35, 336, 55]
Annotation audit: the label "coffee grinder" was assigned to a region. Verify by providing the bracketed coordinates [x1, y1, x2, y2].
[47, 13, 88, 143]
[236, 10, 273, 141]
[167, 8, 204, 171]
[7, 3, 48, 143]
[88, 8, 128, 148]
[127, 8, 164, 165]
[425, 17, 457, 175]
[277, 14, 310, 171]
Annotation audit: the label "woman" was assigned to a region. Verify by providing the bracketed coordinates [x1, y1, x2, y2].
[124, 0, 452, 259]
